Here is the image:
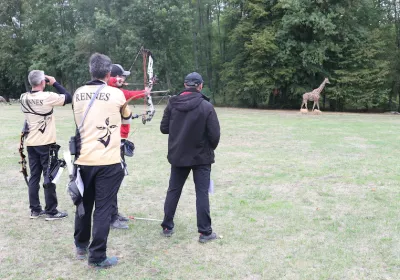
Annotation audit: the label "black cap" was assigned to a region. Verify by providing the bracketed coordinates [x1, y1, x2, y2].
[184, 72, 203, 86]
[111, 64, 131, 77]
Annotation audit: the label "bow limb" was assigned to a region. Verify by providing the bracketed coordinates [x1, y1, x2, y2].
[121, 48, 157, 124]
[18, 123, 29, 186]
[142, 49, 156, 124]
[142, 93, 155, 124]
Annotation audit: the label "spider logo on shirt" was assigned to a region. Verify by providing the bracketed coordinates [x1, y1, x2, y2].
[38, 116, 51, 134]
[96, 117, 118, 148]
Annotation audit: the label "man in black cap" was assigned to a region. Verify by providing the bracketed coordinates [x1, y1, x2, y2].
[160, 72, 220, 243]
[111, 64, 131, 78]
[107, 63, 149, 230]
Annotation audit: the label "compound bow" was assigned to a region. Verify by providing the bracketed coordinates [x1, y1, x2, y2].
[122, 47, 158, 125]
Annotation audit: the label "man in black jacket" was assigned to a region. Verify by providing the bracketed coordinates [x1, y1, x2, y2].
[160, 72, 220, 243]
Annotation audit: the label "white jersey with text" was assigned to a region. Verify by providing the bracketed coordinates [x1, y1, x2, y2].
[73, 82, 131, 166]
[20, 91, 65, 146]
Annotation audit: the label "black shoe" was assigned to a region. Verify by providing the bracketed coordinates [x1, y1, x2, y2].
[89, 256, 118, 269]
[45, 211, 68, 221]
[161, 228, 174, 237]
[117, 213, 129, 222]
[199, 232, 217, 243]
[110, 219, 129, 229]
[30, 210, 45, 219]
[76, 247, 88, 260]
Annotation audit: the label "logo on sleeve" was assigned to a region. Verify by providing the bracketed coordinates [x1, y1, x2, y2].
[96, 117, 118, 148]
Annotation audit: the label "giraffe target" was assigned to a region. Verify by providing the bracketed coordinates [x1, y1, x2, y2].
[300, 78, 330, 113]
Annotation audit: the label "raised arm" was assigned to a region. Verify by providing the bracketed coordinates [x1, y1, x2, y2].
[46, 75, 72, 105]
[121, 88, 147, 100]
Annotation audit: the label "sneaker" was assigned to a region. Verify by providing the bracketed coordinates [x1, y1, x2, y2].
[110, 219, 129, 229]
[45, 211, 68, 221]
[89, 256, 118, 269]
[76, 247, 88, 260]
[199, 232, 217, 243]
[117, 213, 129, 222]
[30, 210, 45, 219]
[161, 228, 174, 237]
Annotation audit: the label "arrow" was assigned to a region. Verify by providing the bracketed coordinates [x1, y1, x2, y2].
[128, 216, 163, 222]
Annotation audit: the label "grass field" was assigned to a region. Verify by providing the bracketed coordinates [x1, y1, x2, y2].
[0, 105, 399, 280]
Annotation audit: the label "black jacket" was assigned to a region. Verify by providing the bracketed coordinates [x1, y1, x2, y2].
[160, 89, 220, 167]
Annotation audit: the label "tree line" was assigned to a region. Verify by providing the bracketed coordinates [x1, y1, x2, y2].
[1, 0, 400, 111]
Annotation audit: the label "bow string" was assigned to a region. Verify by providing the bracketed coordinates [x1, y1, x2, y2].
[122, 47, 157, 125]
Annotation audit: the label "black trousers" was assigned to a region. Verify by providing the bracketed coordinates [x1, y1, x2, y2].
[27, 145, 58, 215]
[110, 142, 126, 223]
[161, 164, 212, 235]
[74, 163, 125, 263]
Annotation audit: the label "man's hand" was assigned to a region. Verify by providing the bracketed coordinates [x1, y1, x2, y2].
[116, 77, 125, 87]
[45, 75, 56, 86]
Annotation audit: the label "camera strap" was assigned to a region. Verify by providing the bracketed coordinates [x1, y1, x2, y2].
[68, 84, 107, 217]
[20, 92, 53, 116]
[71, 83, 106, 162]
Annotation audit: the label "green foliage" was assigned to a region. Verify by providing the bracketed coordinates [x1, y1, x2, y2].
[218, 0, 397, 110]
[220, 0, 278, 107]
[332, 29, 391, 110]
[0, 0, 398, 111]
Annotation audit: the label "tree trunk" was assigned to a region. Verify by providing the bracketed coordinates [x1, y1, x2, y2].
[164, 52, 172, 90]
[393, 0, 400, 111]
[190, 0, 199, 70]
[398, 86, 400, 112]
[197, 0, 204, 69]
[388, 80, 394, 111]
[206, 4, 214, 102]
[24, 78, 30, 92]
[216, 0, 223, 61]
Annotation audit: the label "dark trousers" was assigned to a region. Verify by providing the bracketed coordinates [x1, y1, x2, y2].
[27, 145, 58, 215]
[74, 163, 125, 263]
[161, 164, 212, 235]
[110, 196, 119, 223]
[110, 143, 126, 223]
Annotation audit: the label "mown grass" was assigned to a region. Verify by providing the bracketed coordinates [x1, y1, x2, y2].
[0, 105, 399, 279]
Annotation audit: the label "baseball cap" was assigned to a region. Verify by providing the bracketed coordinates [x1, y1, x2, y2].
[111, 64, 131, 77]
[184, 72, 203, 86]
